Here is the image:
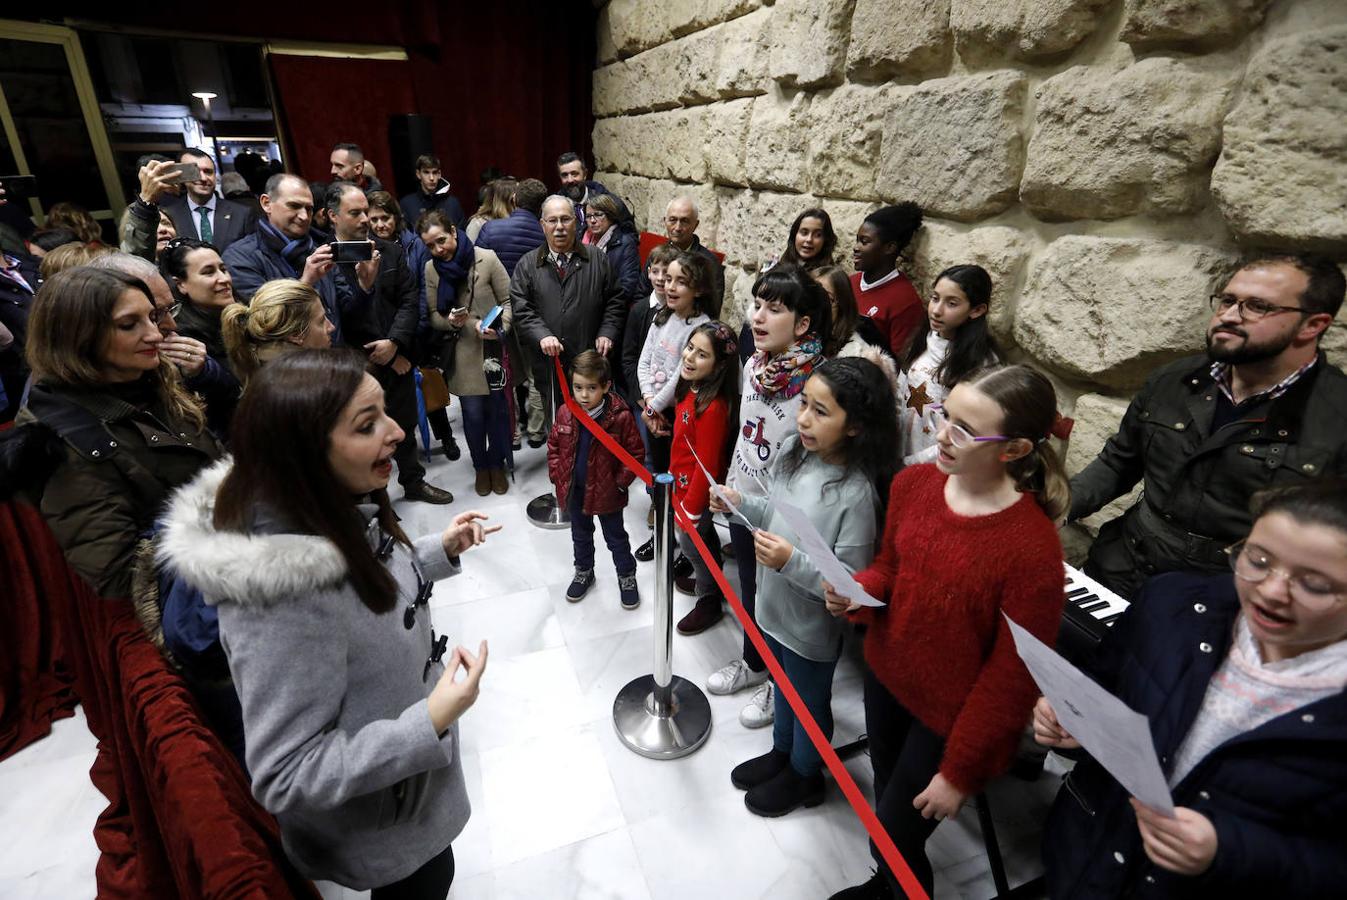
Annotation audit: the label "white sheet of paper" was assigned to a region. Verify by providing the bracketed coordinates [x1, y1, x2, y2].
[683, 437, 757, 532]
[774, 500, 885, 608]
[1005, 614, 1175, 816]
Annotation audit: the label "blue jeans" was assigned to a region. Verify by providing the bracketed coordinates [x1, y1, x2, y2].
[729, 521, 766, 672]
[568, 492, 636, 575]
[764, 631, 839, 777]
[460, 392, 509, 471]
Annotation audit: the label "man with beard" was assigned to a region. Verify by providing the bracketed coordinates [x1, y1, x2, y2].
[1069, 254, 1347, 597]
[557, 151, 609, 233]
[326, 182, 454, 504]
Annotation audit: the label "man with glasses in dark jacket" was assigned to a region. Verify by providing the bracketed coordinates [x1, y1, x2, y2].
[510, 195, 625, 438]
[1069, 253, 1347, 598]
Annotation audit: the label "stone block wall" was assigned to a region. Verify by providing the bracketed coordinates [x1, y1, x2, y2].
[591, 0, 1347, 542]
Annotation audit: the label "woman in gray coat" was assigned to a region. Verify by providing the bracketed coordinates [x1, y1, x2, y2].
[160, 350, 496, 899]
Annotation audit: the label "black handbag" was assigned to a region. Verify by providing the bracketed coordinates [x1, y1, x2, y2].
[435, 327, 461, 379]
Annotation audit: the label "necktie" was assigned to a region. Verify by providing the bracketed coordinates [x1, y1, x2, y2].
[197, 206, 213, 243]
[556, 253, 568, 280]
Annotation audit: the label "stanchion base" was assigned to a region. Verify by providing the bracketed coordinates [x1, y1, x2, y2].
[613, 675, 712, 760]
[526, 492, 570, 529]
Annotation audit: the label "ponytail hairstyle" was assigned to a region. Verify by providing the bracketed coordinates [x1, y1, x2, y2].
[656, 251, 720, 324]
[900, 264, 1001, 388]
[213, 349, 409, 614]
[220, 279, 323, 383]
[751, 265, 832, 344]
[963, 364, 1070, 523]
[158, 237, 218, 305]
[675, 320, 741, 419]
[777, 357, 899, 499]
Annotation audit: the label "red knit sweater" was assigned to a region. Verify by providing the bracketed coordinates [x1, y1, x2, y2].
[852, 465, 1064, 794]
[849, 270, 923, 358]
[669, 391, 731, 520]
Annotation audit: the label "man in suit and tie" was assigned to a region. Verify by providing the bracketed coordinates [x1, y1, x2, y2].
[161, 148, 258, 253]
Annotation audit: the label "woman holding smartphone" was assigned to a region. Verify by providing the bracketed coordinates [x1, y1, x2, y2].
[419, 209, 516, 496]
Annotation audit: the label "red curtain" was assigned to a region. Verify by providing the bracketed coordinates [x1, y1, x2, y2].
[0, 500, 316, 899]
[0, 500, 77, 759]
[268, 55, 418, 187]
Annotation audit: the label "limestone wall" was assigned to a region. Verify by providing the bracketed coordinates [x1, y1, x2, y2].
[590, 0, 1347, 553]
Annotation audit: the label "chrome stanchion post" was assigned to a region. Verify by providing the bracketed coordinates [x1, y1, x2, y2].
[526, 354, 570, 530]
[613, 473, 712, 759]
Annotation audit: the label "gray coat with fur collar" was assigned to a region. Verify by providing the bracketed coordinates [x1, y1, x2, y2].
[159, 460, 470, 890]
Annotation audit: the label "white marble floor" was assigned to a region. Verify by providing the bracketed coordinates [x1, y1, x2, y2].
[0, 408, 1059, 899]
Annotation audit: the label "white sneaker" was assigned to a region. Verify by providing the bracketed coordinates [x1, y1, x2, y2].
[739, 681, 775, 728]
[706, 659, 771, 696]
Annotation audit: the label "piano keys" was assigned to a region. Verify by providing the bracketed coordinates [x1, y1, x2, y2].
[1058, 563, 1131, 663]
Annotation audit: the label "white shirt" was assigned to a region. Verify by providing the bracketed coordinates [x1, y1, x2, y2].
[190, 198, 216, 239]
[858, 269, 901, 292]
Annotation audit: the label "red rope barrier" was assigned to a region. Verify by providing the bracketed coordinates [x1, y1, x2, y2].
[551, 358, 929, 900]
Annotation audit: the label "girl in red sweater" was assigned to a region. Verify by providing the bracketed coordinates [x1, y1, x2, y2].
[824, 364, 1068, 900]
[669, 321, 739, 633]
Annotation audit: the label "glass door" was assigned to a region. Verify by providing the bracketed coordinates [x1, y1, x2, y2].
[0, 19, 124, 236]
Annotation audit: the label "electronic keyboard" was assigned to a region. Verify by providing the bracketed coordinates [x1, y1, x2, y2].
[1058, 564, 1131, 662]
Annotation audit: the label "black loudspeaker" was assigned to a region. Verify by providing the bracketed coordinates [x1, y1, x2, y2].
[388, 114, 435, 198]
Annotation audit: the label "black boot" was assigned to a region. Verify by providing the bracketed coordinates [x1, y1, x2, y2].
[731, 748, 790, 790]
[442, 421, 461, 461]
[744, 764, 825, 817]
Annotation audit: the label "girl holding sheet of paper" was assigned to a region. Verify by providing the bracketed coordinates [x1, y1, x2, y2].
[713, 357, 897, 818]
[824, 364, 1067, 900]
[1034, 481, 1347, 899]
[667, 321, 739, 632]
[707, 266, 832, 729]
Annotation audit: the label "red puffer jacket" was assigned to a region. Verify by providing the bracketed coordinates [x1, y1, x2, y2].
[546, 393, 646, 516]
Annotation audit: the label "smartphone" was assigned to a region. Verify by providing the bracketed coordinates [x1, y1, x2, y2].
[0, 174, 39, 200]
[331, 240, 375, 263]
[164, 162, 201, 184]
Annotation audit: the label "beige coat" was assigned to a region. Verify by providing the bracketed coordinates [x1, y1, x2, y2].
[424, 246, 515, 396]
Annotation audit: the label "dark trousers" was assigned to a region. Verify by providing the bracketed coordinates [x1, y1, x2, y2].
[427, 405, 451, 443]
[568, 492, 635, 575]
[864, 668, 946, 898]
[729, 521, 766, 672]
[373, 364, 424, 487]
[764, 632, 838, 777]
[460, 391, 509, 471]
[370, 843, 454, 900]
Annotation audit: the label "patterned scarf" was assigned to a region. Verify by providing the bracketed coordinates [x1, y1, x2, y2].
[256, 220, 313, 278]
[751, 336, 824, 400]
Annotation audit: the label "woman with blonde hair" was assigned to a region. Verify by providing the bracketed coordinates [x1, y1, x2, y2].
[37, 241, 114, 280]
[219, 278, 334, 383]
[465, 177, 516, 242]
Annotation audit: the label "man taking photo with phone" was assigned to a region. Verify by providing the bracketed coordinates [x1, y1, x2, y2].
[223, 173, 343, 344]
[161, 148, 258, 253]
[327, 182, 455, 504]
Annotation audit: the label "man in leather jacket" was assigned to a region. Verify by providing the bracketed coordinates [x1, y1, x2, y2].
[1069, 254, 1347, 597]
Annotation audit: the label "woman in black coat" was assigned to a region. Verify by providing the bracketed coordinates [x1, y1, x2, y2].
[1034, 481, 1347, 899]
[583, 192, 643, 307]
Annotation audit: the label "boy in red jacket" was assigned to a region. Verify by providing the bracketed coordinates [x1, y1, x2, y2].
[547, 350, 647, 608]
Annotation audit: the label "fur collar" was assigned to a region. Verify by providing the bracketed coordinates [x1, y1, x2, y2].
[158, 458, 348, 607]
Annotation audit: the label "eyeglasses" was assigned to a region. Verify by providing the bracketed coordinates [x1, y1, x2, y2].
[930, 404, 1009, 449]
[148, 302, 182, 325]
[542, 215, 575, 226]
[1225, 541, 1345, 611]
[1209, 293, 1306, 321]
